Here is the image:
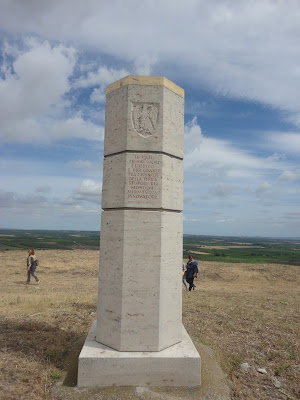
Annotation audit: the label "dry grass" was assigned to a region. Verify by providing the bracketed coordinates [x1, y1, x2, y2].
[0, 250, 299, 399]
[0, 250, 98, 400]
[183, 262, 300, 400]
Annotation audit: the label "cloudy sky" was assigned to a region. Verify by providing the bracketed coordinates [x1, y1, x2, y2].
[0, 0, 299, 237]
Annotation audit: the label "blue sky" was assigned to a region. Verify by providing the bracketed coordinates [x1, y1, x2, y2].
[0, 0, 299, 237]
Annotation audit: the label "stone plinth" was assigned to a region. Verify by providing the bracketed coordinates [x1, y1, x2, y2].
[78, 75, 201, 387]
[78, 321, 201, 387]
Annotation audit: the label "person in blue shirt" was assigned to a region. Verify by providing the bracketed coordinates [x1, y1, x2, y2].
[185, 254, 198, 292]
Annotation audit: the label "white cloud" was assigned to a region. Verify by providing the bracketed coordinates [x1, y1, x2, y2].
[1, 114, 103, 143]
[76, 179, 102, 194]
[1, 1, 300, 125]
[284, 211, 300, 220]
[255, 181, 272, 198]
[266, 153, 286, 162]
[73, 179, 102, 204]
[57, 204, 99, 215]
[0, 39, 95, 143]
[0, 39, 75, 119]
[74, 65, 130, 104]
[184, 118, 288, 178]
[183, 118, 299, 231]
[74, 66, 129, 89]
[184, 117, 204, 154]
[183, 216, 201, 223]
[0, 189, 47, 209]
[48, 116, 104, 142]
[65, 160, 98, 170]
[267, 132, 300, 154]
[36, 185, 52, 193]
[216, 218, 234, 224]
[0, 175, 103, 230]
[0, 190, 15, 207]
[0, 39, 104, 143]
[277, 170, 300, 183]
[90, 89, 106, 104]
[134, 54, 158, 76]
[209, 183, 239, 199]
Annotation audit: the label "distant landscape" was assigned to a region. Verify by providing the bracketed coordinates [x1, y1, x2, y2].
[0, 229, 100, 251]
[1, 229, 300, 266]
[183, 234, 300, 265]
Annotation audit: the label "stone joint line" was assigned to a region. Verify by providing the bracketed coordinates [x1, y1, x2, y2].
[104, 150, 183, 161]
[102, 207, 182, 213]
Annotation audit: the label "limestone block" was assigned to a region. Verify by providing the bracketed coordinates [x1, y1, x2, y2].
[104, 79, 184, 158]
[78, 321, 201, 388]
[96, 210, 183, 352]
[102, 152, 183, 210]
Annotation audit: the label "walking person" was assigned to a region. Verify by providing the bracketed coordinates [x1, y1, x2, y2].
[185, 254, 198, 292]
[26, 249, 40, 284]
[182, 262, 188, 290]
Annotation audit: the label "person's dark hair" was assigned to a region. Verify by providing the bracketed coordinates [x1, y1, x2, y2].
[28, 249, 35, 255]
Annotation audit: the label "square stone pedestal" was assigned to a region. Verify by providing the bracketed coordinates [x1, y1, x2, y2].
[78, 321, 201, 388]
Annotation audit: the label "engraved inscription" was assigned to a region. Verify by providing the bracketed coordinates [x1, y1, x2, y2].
[127, 154, 161, 202]
[131, 102, 159, 138]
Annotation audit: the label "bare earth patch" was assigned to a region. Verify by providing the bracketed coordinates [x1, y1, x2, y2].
[195, 245, 265, 249]
[0, 250, 299, 399]
[189, 250, 211, 255]
[0, 234, 15, 237]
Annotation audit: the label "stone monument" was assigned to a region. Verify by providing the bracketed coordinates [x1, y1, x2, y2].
[78, 76, 201, 387]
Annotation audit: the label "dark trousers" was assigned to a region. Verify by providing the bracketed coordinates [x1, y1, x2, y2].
[186, 277, 194, 291]
[27, 268, 39, 283]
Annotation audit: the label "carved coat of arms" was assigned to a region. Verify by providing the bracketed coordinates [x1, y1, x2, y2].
[131, 102, 159, 138]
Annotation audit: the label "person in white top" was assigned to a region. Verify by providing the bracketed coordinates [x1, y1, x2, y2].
[26, 249, 40, 284]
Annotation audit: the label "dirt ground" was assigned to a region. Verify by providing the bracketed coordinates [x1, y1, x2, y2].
[0, 250, 299, 400]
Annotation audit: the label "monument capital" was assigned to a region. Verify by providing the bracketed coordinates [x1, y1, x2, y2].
[104, 75, 185, 158]
[106, 75, 185, 98]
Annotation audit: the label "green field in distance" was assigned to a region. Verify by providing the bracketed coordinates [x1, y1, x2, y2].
[1, 229, 299, 265]
[183, 234, 300, 265]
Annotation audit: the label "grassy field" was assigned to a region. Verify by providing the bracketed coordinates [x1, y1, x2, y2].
[0, 249, 299, 399]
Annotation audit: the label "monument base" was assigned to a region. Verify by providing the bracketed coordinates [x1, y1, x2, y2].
[78, 320, 201, 388]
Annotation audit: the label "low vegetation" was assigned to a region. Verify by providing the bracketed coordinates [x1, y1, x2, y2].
[183, 235, 300, 265]
[1, 229, 300, 265]
[183, 261, 299, 399]
[0, 230, 100, 251]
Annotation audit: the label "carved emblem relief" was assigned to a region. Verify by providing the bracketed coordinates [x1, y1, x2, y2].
[131, 102, 159, 138]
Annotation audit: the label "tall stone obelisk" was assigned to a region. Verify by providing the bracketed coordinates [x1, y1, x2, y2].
[78, 76, 201, 387]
